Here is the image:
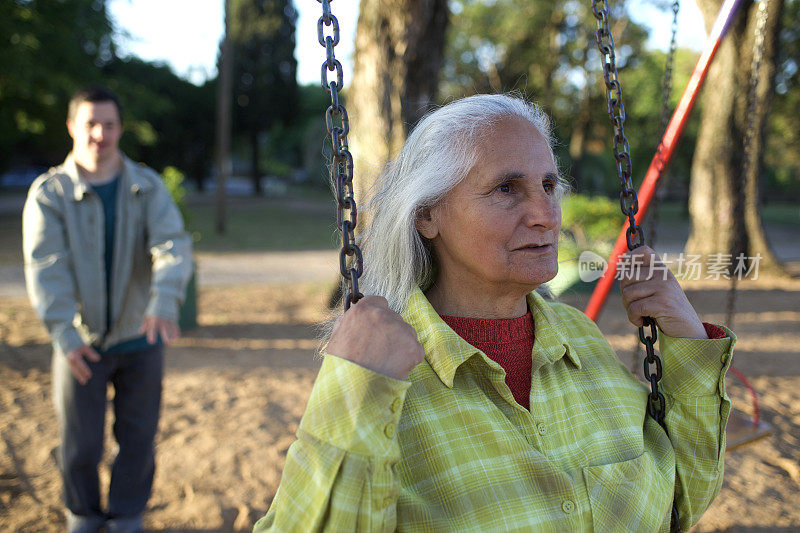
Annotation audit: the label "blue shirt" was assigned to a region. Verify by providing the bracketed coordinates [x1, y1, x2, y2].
[91, 175, 158, 355]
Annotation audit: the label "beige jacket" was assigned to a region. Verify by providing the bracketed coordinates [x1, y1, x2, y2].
[22, 154, 192, 356]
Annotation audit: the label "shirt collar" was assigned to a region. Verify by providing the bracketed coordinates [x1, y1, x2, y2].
[63, 154, 90, 201]
[402, 287, 580, 389]
[64, 153, 151, 201]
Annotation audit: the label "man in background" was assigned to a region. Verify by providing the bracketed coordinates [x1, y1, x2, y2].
[22, 86, 192, 533]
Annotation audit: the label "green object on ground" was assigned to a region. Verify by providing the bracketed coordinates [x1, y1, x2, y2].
[179, 263, 197, 330]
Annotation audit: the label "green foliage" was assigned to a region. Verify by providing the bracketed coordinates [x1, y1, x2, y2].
[162, 166, 188, 221]
[622, 47, 700, 194]
[3, 0, 798, 204]
[105, 57, 216, 184]
[0, 0, 115, 168]
[232, 82, 333, 188]
[443, 0, 653, 197]
[0, 1, 215, 186]
[561, 193, 620, 244]
[765, 0, 800, 200]
[275, 84, 332, 186]
[559, 193, 620, 260]
[262, 150, 293, 177]
[230, 0, 299, 130]
[230, 0, 299, 188]
[440, 0, 798, 204]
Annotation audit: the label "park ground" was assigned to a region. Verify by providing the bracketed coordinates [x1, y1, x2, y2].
[1, 191, 800, 531]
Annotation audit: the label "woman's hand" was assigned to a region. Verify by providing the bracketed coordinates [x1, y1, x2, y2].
[619, 246, 708, 339]
[326, 296, 426, 380]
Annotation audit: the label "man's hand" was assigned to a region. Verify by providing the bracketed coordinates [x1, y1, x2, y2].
[66, 345, 102, 385]
[326, 296, 425, 380]
[139, 316, 180, 345]
[619, 246, 708, 339]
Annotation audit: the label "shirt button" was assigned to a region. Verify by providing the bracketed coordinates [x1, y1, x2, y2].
[384, 423, 395, 439]
[383, 497, 393, 508]
[391, 398, 402, 413]
[537, 423, 548, 435]
[562, 499, 575, 514]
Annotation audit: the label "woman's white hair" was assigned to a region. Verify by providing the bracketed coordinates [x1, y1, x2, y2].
[351, 93, 569, 316]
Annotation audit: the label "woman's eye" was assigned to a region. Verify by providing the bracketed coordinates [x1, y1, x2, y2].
[543, 180, 555, 194]
[498, 183, 513, 194]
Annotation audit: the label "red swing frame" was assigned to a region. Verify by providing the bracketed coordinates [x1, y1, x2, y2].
[583, 0, 772, 449]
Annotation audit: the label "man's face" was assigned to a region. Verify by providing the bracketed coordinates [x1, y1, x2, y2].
[67, 101, 123, 164]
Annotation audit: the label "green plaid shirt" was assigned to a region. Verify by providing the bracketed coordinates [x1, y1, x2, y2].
[255, 288, 734, 532]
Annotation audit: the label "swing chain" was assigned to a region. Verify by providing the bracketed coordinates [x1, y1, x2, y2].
[726, 0, 770, 328]
[591, 1, 679, 531]
[317, 0, 363, 310]
[743, 0, 770, 170]
[590, 0, 642, 251]
[660, 0, 680, 137]
[646, 0, 680, 253]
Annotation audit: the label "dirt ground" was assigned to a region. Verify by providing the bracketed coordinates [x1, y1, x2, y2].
[2, 270, 800, 531]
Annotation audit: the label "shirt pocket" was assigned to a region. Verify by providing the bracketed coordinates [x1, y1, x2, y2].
[582, 451, 672, 533]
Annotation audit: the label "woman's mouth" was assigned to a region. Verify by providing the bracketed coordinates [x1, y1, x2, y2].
[515, 244, 552, 253]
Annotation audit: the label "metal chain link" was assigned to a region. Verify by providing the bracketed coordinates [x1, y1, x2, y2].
[647, 0, 680, 249]
[318, 0, 363, 310]
[634, 0, 680, 372]
[726, 0, 770, 329]
[590, 1, 642, 250]
[660, 0, 680, 138]
[590, 1, 680, 530]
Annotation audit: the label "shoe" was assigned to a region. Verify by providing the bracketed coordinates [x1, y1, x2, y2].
[65, 511, 104, 533]
[106, 515, 144, 533]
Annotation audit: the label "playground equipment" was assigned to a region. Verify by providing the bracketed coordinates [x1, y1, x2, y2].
[315, 0, 773, 529]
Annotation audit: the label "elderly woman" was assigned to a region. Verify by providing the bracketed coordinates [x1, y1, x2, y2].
[254, 94, 733, 532]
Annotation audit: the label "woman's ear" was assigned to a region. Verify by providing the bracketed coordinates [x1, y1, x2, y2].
[415, 206, 439, 239]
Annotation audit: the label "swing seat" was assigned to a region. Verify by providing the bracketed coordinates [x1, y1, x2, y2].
[725, 407, 772, 451]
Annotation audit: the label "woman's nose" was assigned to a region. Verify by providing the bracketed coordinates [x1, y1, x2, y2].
[522, 193, 559, 229]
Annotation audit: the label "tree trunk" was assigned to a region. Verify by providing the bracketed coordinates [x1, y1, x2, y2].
[250, 130, 262, 195]
[742, 0, 784, 270]
[349, 0, 449, 205]
[215, 0, 233, 234]
[686, 0, 785, 274]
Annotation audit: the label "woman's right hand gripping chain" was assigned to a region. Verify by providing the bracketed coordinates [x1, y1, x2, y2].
[326, 296, 425, 381]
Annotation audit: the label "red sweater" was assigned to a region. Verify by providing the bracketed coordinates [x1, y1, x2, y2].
[441, 312, 535, 409]
[441, 313, 727, 412]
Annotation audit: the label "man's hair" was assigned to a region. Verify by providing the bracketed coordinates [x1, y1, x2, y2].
[67, 85, 123, 123]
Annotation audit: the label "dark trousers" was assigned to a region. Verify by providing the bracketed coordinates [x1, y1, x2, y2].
[52, 343, 163, 523]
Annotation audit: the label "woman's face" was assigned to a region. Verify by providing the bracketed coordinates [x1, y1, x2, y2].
[418, 116, 561, 307]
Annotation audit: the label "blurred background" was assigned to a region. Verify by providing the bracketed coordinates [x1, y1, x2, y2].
[1, 0, 797, 259]
[2, 0, 799, 531]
